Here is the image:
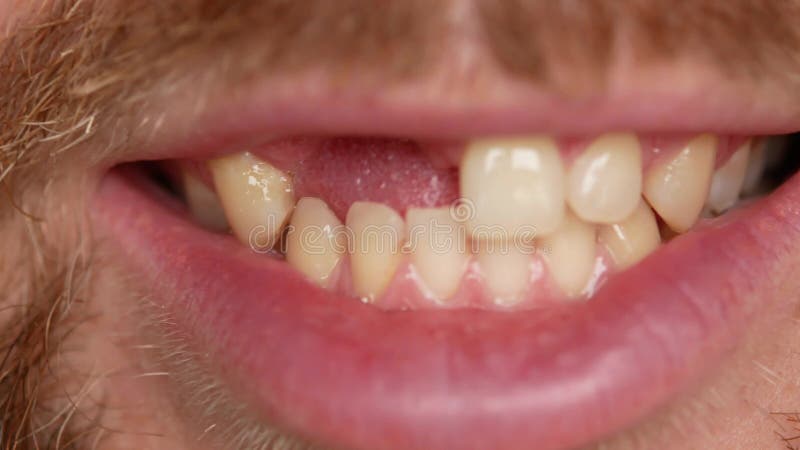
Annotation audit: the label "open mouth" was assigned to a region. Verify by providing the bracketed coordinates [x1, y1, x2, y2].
[93, 90, 800, 449]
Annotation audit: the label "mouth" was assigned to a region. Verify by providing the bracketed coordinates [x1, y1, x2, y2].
[92, 82, 800, 450]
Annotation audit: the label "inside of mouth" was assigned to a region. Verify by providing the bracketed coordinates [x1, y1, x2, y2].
[140, 132, 798, 310]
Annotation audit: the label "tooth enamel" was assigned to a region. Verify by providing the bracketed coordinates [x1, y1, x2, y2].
[406, 207, 470, 301]
[285, 197, 345, 289]
[346, 202, 405, 302]
[567, 133, 642, 224]
[643, 134, 717, 233]
[539, 212, 597, 298]
[209, 152, 295, 250]
[182, 171, 229, 231]
[707, 141, 751, 214]
[477, 241, 531, 306]
[461, 137, 565, 238]
[742, 141, 767, 195]
[598, 201, 661, 270]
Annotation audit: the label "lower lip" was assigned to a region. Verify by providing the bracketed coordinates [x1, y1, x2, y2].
[93, 168, 800, 450]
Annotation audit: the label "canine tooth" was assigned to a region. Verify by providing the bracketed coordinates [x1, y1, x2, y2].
[460, 137, 565, 238]
[182, 171, 229, 231]
[477, 242, 531, 306]
[286, 198, 345, 289]
[568, 133, 642, 224]
[643, 134, 717, 233]
[598, 201, 660, 270]
[209, 152, 295, 249]
[406, 207, 470, 301]
[540, 212, 596, 298]
[707, 142, 751, 214]
[346, 202, 405, 302]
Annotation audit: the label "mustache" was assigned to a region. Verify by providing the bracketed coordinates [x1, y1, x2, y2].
[2, 0, 800, 183]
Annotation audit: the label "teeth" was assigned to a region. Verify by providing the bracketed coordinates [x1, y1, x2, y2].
[476, 241, 531, 306]
[209, 152, 295, 250]
[707, 141, 751, 214]
[567, 133, 642, 224]
[406, 207, 470, 302]
[285, 198, 345, 289]
[539, 212, 597, 298]
[182, 171, 229, 231]
[643, 134, 717, 233]
[598, 201, 661, 270]
[460, 137, 565, 238]
[346, 202, 405, 302]
[742, 141, 767, 195]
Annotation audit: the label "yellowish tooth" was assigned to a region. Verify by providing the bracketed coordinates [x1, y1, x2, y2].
[406, 207, 470, 302]
[707, 141, 751, 214]
[182, 171, 229, 231]
[567, 133, 642, 224]
[209, 152, 295, 250]
[460, 137, 565, 238]
[742, 141, 767, 195]
[285, 198, 345, 289]
[643, 134, 717, 233]
[477, 241, 531, 307]
[598, 201, 661, 270]
[539, 212, 596, 298]
[346, 202, 405, 302]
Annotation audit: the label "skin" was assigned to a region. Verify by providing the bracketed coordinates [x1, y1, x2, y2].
[1, 1, 800, 449]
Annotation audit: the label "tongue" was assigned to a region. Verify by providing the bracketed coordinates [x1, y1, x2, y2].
[265, 137, 460, 219]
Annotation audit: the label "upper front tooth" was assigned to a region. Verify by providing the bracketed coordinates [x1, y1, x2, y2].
[406, 207, 470, 302]
[643, 134, 717, 233]
[209, 152, 295, 250]
[598, 200, 661, 270]
[286, 197, 345, 289]
[460, 137, 566, 238]
[346, 202, 405, 302]
[539, 212, 597, 298]
[182, 171, 229, 231]
[707, 141, 751, 214]
[567, 133, 642, 224]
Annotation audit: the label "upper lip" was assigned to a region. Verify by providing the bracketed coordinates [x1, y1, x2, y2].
[123, 70, 799, 165]
[91, 72, 800, 450]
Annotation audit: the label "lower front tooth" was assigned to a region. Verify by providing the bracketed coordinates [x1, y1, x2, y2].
[406, 207, 470, 302]
[477, 241, 532, 307]
[286, 197, 345, 289]
[209, 152, 295, 250]
[707, 141, 751, 214]
[643, 134, 717, 233]
[346, 202, 405, 302]
[182, 171, 229, 231]
[539, 212, 597, 298]
[598, 201, 660, 270]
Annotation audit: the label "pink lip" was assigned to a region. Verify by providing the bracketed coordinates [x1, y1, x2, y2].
[93, 163, 800, 450]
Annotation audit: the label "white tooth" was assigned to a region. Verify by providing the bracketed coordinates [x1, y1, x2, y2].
[707, 141, 751, 214]
[209, 152, 295, 250]
[567, 133, 642, 224]
[182, 171, 229, 231]
[598, 201, 661, 270]
[742, 141, 767, 195]
[539, 212, 596, 298]
[643, 134, 717, 233]
[460, 137, 565, 238]
[286, 198, 345, 289]
[406, 207, 470, 302]
[477, 241, 531, 307]
[346, 202, 405, 302]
